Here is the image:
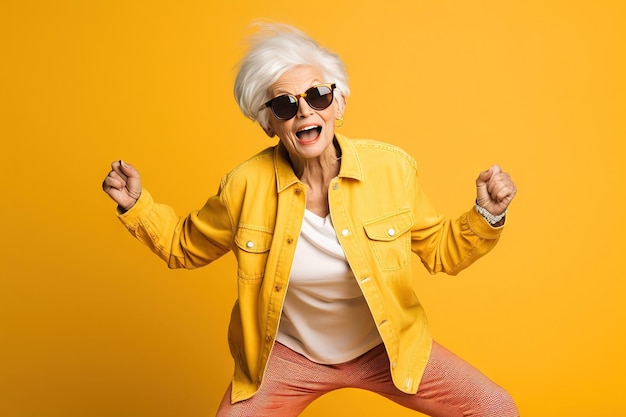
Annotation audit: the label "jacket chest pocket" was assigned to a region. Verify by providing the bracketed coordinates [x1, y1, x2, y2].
[234, 225, 273, 283]
[362, 209, 414, 271]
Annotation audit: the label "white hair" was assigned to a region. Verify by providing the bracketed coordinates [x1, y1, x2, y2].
[234, 22, 350, 130]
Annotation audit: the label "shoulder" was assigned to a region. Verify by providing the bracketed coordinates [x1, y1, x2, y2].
[342, 136, 418, 171]
[220, 146, 277, 185]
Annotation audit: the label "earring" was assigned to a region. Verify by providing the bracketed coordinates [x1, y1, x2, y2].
[335, 116, 344, 128]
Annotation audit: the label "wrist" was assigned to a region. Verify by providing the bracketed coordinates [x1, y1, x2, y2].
[475, 200, 507, 225]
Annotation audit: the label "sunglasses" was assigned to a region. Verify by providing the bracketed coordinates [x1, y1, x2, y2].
[262, 83, 336, 120]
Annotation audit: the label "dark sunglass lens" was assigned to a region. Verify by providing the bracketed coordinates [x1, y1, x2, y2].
[272, 95, 298, 120]
[306, 86, 333, 110]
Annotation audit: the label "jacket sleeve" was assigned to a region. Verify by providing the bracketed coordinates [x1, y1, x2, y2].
[409, 169, 504, 276]
[117, 185, 234, 269]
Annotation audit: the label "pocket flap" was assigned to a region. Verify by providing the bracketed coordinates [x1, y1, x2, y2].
[363, 209, 414, 242]
[234, 225, 273, 253]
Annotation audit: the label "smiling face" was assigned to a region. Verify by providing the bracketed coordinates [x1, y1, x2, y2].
[265, 65, 344, 167]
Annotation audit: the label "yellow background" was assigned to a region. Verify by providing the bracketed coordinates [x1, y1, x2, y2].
[2, 1, 625, 416]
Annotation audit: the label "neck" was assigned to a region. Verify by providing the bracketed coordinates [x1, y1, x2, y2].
[289, 139, 342, 182]
[287, 139, 342, 218]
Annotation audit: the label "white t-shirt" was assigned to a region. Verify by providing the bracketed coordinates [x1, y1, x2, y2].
[275, 209, 383, 364]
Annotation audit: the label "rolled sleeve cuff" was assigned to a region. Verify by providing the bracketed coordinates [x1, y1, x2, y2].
[466, 205, 505, 239]
[116, 189, 153, 228]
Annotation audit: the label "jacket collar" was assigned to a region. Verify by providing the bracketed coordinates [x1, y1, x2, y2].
[274, 133, 364, 192]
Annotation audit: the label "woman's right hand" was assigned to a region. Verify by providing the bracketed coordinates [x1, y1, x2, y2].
[102, 160, 142, 212]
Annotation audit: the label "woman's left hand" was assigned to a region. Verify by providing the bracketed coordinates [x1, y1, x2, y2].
[475, 165, 517, 215]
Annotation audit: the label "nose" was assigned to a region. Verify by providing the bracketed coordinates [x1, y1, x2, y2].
[296, 95, 314, 118]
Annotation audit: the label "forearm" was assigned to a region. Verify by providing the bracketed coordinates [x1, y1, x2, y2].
[117, 189, 230, 269]
[412, 206, 503, 276]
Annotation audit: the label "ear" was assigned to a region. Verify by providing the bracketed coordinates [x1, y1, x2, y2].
[335, 94, 347, 119]
[263, 125, 276, 138]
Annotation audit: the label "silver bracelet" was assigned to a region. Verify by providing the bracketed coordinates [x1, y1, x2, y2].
[475, 201, 507, 225]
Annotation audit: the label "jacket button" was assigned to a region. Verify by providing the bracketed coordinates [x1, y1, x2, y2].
[332, 183, 339, 190]
[294, 187, 302, 194]
[286, 237, 294, 244]
[246, 241, 254, 248]
[387, 228, 396, 236]
[341, 229, 349, 236]
[274, 285, 282, 292]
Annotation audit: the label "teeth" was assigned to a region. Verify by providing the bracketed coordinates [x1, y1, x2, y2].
[298, 126, 319, 132]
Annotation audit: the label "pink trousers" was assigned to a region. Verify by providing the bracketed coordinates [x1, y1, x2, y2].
[216, 341, 519, 417]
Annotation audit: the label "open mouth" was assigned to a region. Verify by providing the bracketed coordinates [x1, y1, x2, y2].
[296, 125, 322, 142]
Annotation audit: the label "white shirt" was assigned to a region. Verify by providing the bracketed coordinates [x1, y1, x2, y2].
[276, 210, 383, 364]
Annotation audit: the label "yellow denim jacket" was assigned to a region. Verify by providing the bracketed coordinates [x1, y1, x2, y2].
[117, 133, 504, 403]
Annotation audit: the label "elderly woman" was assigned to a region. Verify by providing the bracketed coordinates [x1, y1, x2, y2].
[102, 23, 519, 417]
